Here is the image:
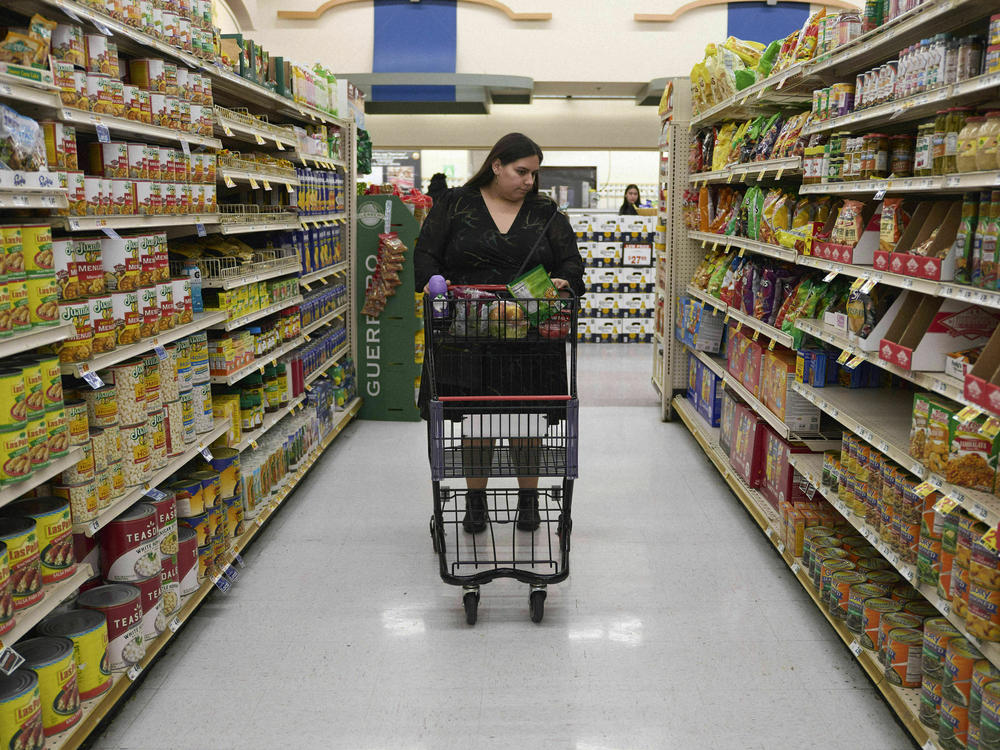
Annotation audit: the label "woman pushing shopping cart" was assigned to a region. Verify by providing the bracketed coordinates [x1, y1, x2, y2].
[413, 133, 585, 624]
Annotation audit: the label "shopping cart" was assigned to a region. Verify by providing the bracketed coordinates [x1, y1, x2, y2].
[425, 285, 578, 624]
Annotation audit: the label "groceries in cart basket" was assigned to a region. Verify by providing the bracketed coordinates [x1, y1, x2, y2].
[445, 267, 571, 341]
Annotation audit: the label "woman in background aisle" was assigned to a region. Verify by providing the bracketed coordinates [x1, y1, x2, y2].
[427, 172, 450, 205]
[618, 184, 641, 215]
[414, 132, 585, 534]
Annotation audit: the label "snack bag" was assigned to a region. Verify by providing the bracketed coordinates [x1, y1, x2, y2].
[707, 252, 734, 296]
[723, 36, 766, 68]
[793, 10, 826, 62]
[979, 192, 1000, 289]
[507, 264, 564, 326]
[832, 200, 866, 246]
[757, 40, 781, 77]
[713, 123, 736, 172]
[27, 14, 57, 66]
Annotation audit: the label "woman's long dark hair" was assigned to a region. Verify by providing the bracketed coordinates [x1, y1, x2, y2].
[466, 133, 544, 195]
[619, 184, 640, 215]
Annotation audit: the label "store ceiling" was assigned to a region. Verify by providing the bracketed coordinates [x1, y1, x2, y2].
[344, 74, 667, 114]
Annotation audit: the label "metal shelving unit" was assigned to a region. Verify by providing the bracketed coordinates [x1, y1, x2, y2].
[299, 261, 349, 289]
[209, 336, 305, 386]
[207, 295, 304, 332]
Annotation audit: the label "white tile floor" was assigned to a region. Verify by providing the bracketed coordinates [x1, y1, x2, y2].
[92, 345, 917, 750]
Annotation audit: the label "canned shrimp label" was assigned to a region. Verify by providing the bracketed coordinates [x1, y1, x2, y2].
[35, 612, 109, 702]
[100, 504, 159, 582]
[22, 639, 81, 736]
[1, 427, 30, 486]
[26, 276, 58, 328]
[25, 414, 49, 471]
[21, 225, 53, 276]
[0, 671, 43, 750]
[27, 501, 75, 585]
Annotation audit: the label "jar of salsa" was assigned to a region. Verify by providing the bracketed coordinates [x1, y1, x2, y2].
[889, 135, 914, 178]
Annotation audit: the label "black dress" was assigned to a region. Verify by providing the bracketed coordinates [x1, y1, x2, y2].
[413, 186, 585, 419]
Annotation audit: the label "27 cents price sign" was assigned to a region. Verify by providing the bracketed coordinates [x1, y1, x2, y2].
[622, 243, 653, 267]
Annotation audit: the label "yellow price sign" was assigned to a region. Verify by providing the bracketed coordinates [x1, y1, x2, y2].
[305, 384, 313, 392]
[262, 179, 272, 191]
[711, 306, 718, 317]
[847, 355, 865, 369]
[222, 125, 234, 137]
[775, 168, 784, 180]
[768, 339, 776, 351]
[701, 240, 707, 248]
[957, 405, 983, 423]
[836, 350, 852, 365]
[933, 496, 961, 515]
[726, 173, 734, 184]
[752, 330, 760, 342]
[737, 246, 744, 258]
[982, 528, 998, 553]
[723, 313, 731, 323]
[981, 416, 1000, 439]
[913, 481, 937, 498]
[850, 277, 866, 293]
[248, 177, 259, 189]
[254, 134, 265, 145]
[320, 277, 329, 286]
[250, 440, 258, 450]
[303, 334, 311, 342]
[735, 321, 743, 332]
[301, 282, 312, 292]
[275, 141, 285, 151]
[223, 175, 236, 188]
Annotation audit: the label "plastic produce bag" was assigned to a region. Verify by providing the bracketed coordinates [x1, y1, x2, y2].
[0, 103, 46, 171]
[449, 287, 497, 336]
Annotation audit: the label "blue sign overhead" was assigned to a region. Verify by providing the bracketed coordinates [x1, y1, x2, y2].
[373, 0, 457, 102]
[726, 1, 810, 46]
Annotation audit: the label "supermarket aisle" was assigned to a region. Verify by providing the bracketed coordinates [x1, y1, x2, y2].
[94, 349, 915, 750]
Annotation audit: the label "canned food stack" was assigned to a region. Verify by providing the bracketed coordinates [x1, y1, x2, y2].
[0, 224, 60, 340]
[207, 311, 300, 377]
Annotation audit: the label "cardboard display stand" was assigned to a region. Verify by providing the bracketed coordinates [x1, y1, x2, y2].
[875, 201, 962, 282]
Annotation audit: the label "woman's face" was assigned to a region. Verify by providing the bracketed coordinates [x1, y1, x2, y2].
[492, 155, 540, 201]
[626, 187, 639, 204]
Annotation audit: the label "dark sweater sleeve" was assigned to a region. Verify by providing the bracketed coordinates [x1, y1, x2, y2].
[546, 210, 586, 297]
[413, 190, 453, 292]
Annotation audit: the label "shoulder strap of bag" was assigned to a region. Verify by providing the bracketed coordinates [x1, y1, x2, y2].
[512, 205, 560, 282]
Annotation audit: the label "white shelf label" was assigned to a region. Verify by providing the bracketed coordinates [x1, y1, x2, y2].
[169, 617, 181, 632]
[223, 565, 240, 583]
[0, 647, 24, 676]
[213, 575, 231, 593]
[102, 227, 121, 241]
[89, 519, 101, 534]
[201, 448, 214, 461]
[154, 345, 167, 361]
[932, 381, 949, 395]
[777, 542, 785, 554]
[96, 124, 110, 143]
[970, 502, 990, 522]
[903, 568, 914, 583]
[849, 641, 862, 657]
[126, 664, 142, 681]
[196, 223, 207, 237]
[144, 488, 167, 501]
[180, 140, 191, 157]
[82, 371, 104, 389]
[939, 598, 952, 616]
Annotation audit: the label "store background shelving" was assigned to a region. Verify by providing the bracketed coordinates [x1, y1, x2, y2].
[0, 0, 361, 743]
[658, 2, 1000, 745]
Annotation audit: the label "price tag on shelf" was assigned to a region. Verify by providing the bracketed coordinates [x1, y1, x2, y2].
[180, 140, 191, 158]
[836, 350, 852, 365]
[860, 277, 878, 295]
[196, 223, 207, 238]
[254, 134, 265, 145]
[737, 246, 744, 257]
[275, 141, 285, 151]
[849, 641, 862, 657]
[305, 384, 313, 392]
[93, 20, 113, 36]
[903, 568, 915, 583]
[0, 647, 24, 676]
[126, 664, 142, 681]
[758, 169, 766, 181]
[213, 575, 231, 593]
[723, 314, 730, 323]
[102, 227, 121, 241]
[970, 502, 990, 522]
[874, 187, 887, 201]
[233, 554, 245, 568]
[726, 173, 734, 184]
[262, 180, 272, 191]
[777, 542, 785, 554]
[735, 322, 742, 332]
[822, 271, 838, 282]
[96, 123, 110, 143]
[846, 355, 865, 370]
[957, 405, 983, 422]
[222, 124, 234, 137]
[877, 440, 890, 454]
[223, 175, 236, 188]
[849, 277, 867, 293]
[791, 562, 800, 573]
[752, 330, 760, 342]
[981, 417, 1000, 439]
[768, 340, 776, 351]
[89, 519, 101, 534]
[932, 380, 949, 395]
[154, 345, 167, 361]
[223, 565, 240, 583]
[144, 488, 167, 501]
[82, 371, 104, 389]
[200, 448, 213, 462]
[913, 481, 937, 498]
[248, 176, 259, 189]
[169, 616, 182, 632]
[938, 599, 952, 616]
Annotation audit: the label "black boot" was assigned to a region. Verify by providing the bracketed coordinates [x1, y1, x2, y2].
[516, 489, 540, 531]
[462, 489, 488, 533]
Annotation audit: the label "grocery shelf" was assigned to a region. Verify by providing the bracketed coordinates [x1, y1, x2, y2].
[60, 311, 228, 377]
[48, 399, 361, 750]
[75, 419, 229, 537]
[219, 165, 300, 189]
[689, 62, 810, 128]
[60, 213, 221, 233]
[209, 335, 305, 385]
[807, 0, 991, 80]
[0, 322, 74, 359]
[199, 256, 302, 290]
[0, 446, 84, 511]
[214, 106, 298, 149]
[216, 212, 301, 235]
[291, 152, 346, 170]
[674, 394, 940, 749]
[790, 452, 1000, 665]
[0, 73, 61, 109]
[208, 295, 304, 332]
[304, 344, 351, 387]
[0, 565, 94, 650]
[688, 156, 801, 185]
[685, 284, 727, 314]
[726, 307, 794, 349]
[0, 170, 67, 210]
[650, 376, 662, 396]
[299, 261, 349, 288]
[301, 304, 349, 338]
[794, 318, 966, 403]
[790, 380, 1000, 527]
[232, 394, 306, 452]
[59, 106, 221, 151]
[688, 230, 797, 263]
[300, 212, 348, 227]
[800, 170, 1000, 197]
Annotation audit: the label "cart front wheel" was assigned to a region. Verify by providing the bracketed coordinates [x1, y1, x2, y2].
[529, 589, 546, 623]
[464, 591, 479, 625]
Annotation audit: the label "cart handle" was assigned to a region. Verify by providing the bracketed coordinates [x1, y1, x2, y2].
[448, 284, 508, 291]
[438, 395, 572, 402]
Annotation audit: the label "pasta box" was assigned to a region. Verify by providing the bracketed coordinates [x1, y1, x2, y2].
[945, 413, 1000, 493]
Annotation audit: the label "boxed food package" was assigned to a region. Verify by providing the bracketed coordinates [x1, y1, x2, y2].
[729, 402, 767, 488]
[796, 348, 836, 387]
[761, 348, 822, 432]
[760, 427, 811, 509]
[742, 336, 766, 398]
[880, 294, 999, 372]
[874, 200, 963, 281]
[687, 353, 700, 406]
[945, 347, 983, 380]
[945, 413, 1000, 492]
[925, 397, 960, 474]
[726, 325, 747, 382]
[698, 362, 724, 427]
[812, 201, 881, 264]
[591, 242, 622, 267]
[965, 324, 1000, 412]
[719, 387, 740, 455]
[679, 297, 725, 353]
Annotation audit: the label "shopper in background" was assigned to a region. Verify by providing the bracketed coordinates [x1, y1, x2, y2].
[427, 172, 450, 205]
[414, 132, 585, 534]
[619, 184, 641, 215]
